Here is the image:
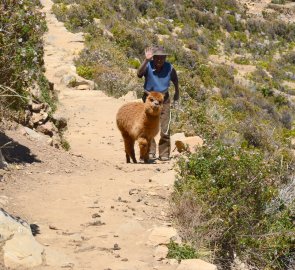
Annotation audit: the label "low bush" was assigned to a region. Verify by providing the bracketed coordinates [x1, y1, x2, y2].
[0, 0, 53, 120]
[173, 142, 295, 269]
[167, 241, 200, 261]
[76, 65, 95, 80]
[52, 3, 93, 31]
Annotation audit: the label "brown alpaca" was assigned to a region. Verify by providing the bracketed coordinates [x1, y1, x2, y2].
[116, 92, 164, 163]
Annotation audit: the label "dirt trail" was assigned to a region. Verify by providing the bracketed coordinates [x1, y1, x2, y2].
[1, 0, 178, 269]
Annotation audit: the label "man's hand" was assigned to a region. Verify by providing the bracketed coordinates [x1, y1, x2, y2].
[145, 47, 153, 61]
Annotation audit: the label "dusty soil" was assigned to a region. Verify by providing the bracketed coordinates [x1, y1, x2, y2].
[0, 0, 178, 269]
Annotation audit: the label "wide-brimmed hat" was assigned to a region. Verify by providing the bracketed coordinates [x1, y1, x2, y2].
[153, 46, 169, 56]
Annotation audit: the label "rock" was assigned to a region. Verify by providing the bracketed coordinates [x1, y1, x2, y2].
[211, 87, 221, 95]
[47, 138, 54, 146]
[25, 109, 32, 124]
[23, 127, 49, 143]
[113, 243, 121, 250]
[174, 136, 203, 153]
[0, 149, 8, 169]
[93, 19, 114, 40]
[129, 188, 140, 195]
[31, 112, 45, 124]
[61, 74, 77, 87]
[61, 73, 95, 89]
[31, 103, 44, 112]
[74, 77, 95, 90]
[119, 91, 137, 101]
[36, 121, 58, 136]
[54, 68, 71, 78]
[77, 84, 90, 90]
[176, 259, 217, 270]
[28, 83, 42, 100]
[3, 234, 44, 268]
[31, 111, 48, 124]
[0, 209, 44, 268]
[52, 135, 62, 148]
[52, 114, 67, 130]
[171, 133, 186, 147]
[103, 29, 114, 40]
[147, 227, 180, 246]
[0, 208, 30, 241]
[168, 258, 179, 265]
[154, 245, 169, 261]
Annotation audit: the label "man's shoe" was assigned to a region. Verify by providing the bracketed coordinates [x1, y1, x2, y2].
[159, 156, 170, 161]
[149, 153, 156, 160]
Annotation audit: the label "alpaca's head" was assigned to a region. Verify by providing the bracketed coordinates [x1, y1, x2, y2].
[145, 92, 164, 116]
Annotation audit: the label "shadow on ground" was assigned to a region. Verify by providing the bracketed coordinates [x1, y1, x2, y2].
[0, 132, 41, 164]
[30, 224, 41, 236]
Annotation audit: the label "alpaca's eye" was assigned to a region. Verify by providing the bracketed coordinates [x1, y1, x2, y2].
[150, 98, 154, 102]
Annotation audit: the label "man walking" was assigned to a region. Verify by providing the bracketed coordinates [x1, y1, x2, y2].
[137, 46, 179, 161]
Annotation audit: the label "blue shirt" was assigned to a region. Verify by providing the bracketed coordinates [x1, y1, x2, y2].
[144, 61, 172, 93]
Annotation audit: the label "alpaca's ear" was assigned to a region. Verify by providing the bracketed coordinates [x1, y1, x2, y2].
[144, 90, 150, 96]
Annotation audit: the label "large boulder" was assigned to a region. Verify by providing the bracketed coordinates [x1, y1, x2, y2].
[147, 226, 180, 246]
[0, 208, 44, 268]
[36, 121, 58, 137]
[171, 133, 203, 153]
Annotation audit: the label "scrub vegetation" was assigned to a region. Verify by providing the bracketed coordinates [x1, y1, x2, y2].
[0, 0, 54, 122]
[4, 0, 294, 269]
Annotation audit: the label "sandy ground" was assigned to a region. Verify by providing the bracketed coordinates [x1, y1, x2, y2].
[0, 1, 179, 269]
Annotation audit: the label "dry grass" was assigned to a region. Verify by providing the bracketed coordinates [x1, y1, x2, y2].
[0, 85, 28, 120]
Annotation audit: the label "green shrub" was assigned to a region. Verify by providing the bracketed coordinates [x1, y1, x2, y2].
[188, 9, 220, 30]
[52, 3, 68, 22]
[76, 65, 95, 80]
[111, 22, 157, 57]
[173, 142, 295, 269]
[258, 84, 274, 97]
[128, 58, 141, 69]
[170, 99, 217, 140]
[222, 15, 245, 32]
[230, 31, 248, 43]
[0, 0, 50, 119]
[274, 94, 288, 107]
[61, 138, 70, 151]
[167, 241, 199, 261]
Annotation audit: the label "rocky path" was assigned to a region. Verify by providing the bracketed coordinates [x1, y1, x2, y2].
[0, 0, 181, 269]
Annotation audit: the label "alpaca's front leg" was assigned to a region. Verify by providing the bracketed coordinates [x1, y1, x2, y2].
[138, 137, 149, 163]
[123, 134, 137, 163]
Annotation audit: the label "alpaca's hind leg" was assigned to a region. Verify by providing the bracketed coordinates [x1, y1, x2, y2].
[138, 137, 149, 163]
[123, 134, 137, 163]
[125, 153, 130, 163]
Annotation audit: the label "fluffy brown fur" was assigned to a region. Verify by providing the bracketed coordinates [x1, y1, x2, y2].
[116, 92, 164, 163]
